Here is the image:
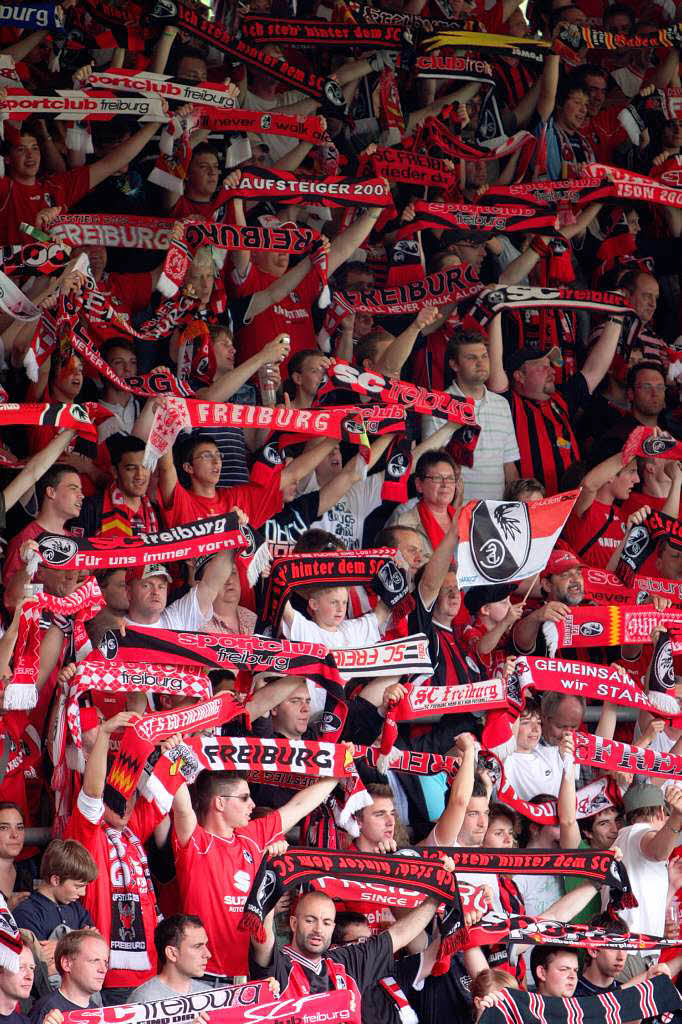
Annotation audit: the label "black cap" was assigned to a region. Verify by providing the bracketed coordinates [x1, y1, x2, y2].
[504, 345, 562, 376]
[464, 583, 515, 616]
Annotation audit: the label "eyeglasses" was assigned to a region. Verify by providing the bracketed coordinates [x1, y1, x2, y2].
[193, 451, 222, 463]
[423, 474, 458, 485]
[223, 792, 251, 802]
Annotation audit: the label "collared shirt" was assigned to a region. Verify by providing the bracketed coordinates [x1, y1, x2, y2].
[422, 382, 520, 502]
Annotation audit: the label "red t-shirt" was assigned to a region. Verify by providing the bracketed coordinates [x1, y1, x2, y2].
[585, 107, 628, 166]
[227, 261, 320, 374]
[562, 500, 627, 570]
[0, 167, 90, 244]
[65, 791, 163, 989]
[172, 813, 283, 976]
[462, 618, 509, 675]
[4, 522, 80, 582]
[161, 475, 283, 531]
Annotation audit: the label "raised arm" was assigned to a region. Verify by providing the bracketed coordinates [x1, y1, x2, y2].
[557, 733, 581, 849]
[171, 780, 198, 846]
[278, 776, 341, 834]
[3, 429, 76, 511]
[329, 208, 383, 275]
[581, 316, 625, 395]
[419, 733, 476, 846]
[418, 517, 459, 607]
[387, 895, 439, 953]
[196, 335, 290, 402]
[88, 122, 160, 190]
[82, 712, 138, 799]
[376, 307, 439, 378]
[195, 551, 235, 618]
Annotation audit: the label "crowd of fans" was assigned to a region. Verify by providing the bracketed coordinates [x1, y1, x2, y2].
[5, 0, 682, 1023]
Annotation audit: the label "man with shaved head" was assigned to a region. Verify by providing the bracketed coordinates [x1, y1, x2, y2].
[250, 883, 448, 1009]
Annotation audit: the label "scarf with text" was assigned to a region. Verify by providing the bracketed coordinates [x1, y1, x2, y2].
[585, 163, 682, 211]
[106, 823, 158, 970]
[479, 975, 681, 1024]
[104, 691, 247, 816]
[197, 109, 327, 144]
[0, 3, 61, 29]
[6, 577, 105, 711]
[0, 893, 22, 972]
[60, 980, 275, 1024]
[70, 321, 192, 399]
[239, 847, 459, 942]
[239, 15, 407, 48]
[84, 626, 346, 702]
[85, 70, 239, 110]
[3, 89, 166, 122]
[415, 54, 495, 85]
[332, 634, 433, 680]
[36, 514, 245, 572]
[341, 0, 464, 33]
[145, 736, 369, 836]
[61, 662, 211, 756]
[394, 201, 558, 240]
[558, 21, 682, 61]
[53, 214, 174, 251]
[335, 264, 482, 314]
[158, 219, 321, 299]
[219, 37, 329, 100]
[422, 30, 551, 63]
[481, 178, 613, 208]
[358, 147, 460, 191]
[519, 656, 682, 726]
[223, 167, 390, 208]
[465, 284, 637, 331]
[259, 548, 408, 629]
[574, 730, 682, 782]
[378, 680, 510, 770]
[543, 604, 682, 651]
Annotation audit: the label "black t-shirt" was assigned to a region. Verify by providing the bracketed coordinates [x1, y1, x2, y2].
[575, 976, 620, 996]
[361, 953, 421, 1024]
[249, 932, 394, 998]
[13, 891, 92, 939]
[264, 492, 321, 557]
[30, 991, 98, 1024]
[2, 1011, 30, 1024]
[408, 589, 481, 687]
[408, 952, 473, 1024]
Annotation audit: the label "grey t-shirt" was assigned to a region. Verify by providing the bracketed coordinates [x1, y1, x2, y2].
[129, 978, 209, 1002]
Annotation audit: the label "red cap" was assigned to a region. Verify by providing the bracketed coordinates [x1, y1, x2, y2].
[542, 549, 582, 577]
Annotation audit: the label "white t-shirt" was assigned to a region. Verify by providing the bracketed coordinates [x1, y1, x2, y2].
[604, 823, 667, 937]
[513, 870, 562, 917]
[500, 749, 560, 800]
[283, 606, 381, 648]
[305, 473, 383, 550]
[125, 587, 206, 632]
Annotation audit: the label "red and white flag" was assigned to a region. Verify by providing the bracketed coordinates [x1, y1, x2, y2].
[456, 490, 579, 588]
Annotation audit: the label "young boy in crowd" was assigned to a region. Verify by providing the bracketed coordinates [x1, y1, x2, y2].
[462, 585, 523, 675]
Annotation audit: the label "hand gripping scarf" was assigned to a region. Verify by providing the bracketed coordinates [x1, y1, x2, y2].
[584, 163, 682, 210]
[394, 200, 558, 240]
[0, 894, 21, 972]
[479, 975, 682, 1024]
[104, 691, 249, 815]
[36, 514, 245, 573]
[6, 577, 105, 710]
[239, 847, 460, 942]
[325, 362, 478, 426]
[259, 549, 410, 629]
[157, 219, 322, 299]
[223, 166, 391, 208]
[239, 15, 408, 48]
[61, 980, 276, 1024]
[335, 264, 483, 313]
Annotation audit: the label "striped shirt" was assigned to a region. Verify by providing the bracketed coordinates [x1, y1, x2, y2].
[504, 373, 588, 496]
[422, 382, 520, 502]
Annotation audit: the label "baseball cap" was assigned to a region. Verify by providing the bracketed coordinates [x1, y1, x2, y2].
[505, 346, 563, 375]
[464, 583, 515, 617]
[125, 563, 172, 585]
[622, 782, 664, 814]
[542, 549, 582, 578]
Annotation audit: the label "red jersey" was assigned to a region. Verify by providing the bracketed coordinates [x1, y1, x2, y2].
[563, 500, 627, 570]
[0, 167, 90, 244]
[227, 261, 320, 374]
[585, 106, 627, 165]
[4, 522, 79, 581]
[173, 813, 283, 976]
[462, 618, 509, 675]
[161, 475, 282, 531]
[65, 791, 163, 989]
